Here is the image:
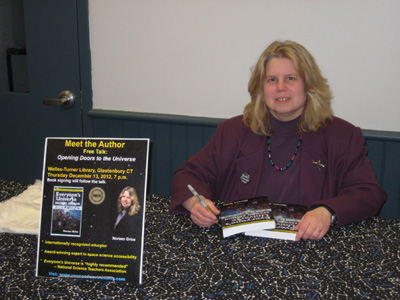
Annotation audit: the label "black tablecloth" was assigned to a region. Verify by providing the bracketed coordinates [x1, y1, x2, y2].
[0, 180, 30, 202]
[1, 187, 399, 299]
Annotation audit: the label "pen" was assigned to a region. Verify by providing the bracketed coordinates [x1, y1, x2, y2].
[187, 184, 215, 215]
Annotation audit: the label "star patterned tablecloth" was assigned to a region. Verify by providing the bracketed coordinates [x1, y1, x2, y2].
[1, 181, 399, 299]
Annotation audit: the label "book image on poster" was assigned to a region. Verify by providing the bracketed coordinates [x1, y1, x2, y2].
[51, 186, 83, 237]
[245, 203, 307, 241]
[219, 197, 275, 238]
[37, 137, 150, 284]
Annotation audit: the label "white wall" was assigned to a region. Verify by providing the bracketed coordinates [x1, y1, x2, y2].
[89, 0, 400, 132]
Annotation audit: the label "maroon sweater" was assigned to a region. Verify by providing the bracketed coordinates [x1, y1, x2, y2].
[170, 115, 386, 228]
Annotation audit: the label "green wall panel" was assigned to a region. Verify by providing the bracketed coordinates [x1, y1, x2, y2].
[88, 110, 400, 219]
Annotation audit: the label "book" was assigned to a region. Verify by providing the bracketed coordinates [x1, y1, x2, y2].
[51, 186, 84, 237]
[37, 137, 150, 284]
[219, 197, 275, 238]
[245, 203, 307, 241]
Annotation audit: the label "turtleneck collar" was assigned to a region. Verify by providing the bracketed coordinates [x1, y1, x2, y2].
[269, 114, 300, 136]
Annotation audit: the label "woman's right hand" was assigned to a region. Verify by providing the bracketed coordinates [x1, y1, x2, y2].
[183, 196, 220, 227]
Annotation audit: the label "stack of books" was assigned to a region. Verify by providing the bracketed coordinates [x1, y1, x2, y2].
[219, 197, 307, 241]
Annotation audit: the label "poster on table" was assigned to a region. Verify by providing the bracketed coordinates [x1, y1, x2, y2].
[36, 137, 150, 284]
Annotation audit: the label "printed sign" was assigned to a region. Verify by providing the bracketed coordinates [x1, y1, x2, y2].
[36, 138, 150, 284]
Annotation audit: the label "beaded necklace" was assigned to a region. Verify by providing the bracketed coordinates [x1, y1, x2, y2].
[267, 134, 303, 171]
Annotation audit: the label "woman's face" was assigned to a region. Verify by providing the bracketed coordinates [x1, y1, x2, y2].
[263, 57, 307, 122]
[120, 190, 133, 209]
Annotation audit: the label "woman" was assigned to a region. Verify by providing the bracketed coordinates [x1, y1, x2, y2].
[112, 186, 141, 237]
[169, 40, 386, 241]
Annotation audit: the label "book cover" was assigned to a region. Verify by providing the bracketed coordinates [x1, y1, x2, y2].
[219, 197, 275, 238]
[37, 138, 149, 284]
[51, 186, 84, 237]
[245, 203, 307, 241]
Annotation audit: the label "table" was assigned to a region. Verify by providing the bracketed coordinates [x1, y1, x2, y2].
[1, 192, 399, 299]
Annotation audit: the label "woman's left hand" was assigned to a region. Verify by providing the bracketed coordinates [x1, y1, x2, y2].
[294, 206, 332, 241]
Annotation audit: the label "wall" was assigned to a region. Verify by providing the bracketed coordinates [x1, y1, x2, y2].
[88, 110, 400, 219]
[88, 0, 400, 132]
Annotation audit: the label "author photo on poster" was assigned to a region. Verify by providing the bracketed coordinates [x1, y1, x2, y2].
[111, 186, 142, 239]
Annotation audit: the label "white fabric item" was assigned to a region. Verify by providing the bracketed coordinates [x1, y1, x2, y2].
[0, 180, 42, 235]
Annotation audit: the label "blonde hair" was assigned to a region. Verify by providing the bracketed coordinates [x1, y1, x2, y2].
[244, 40, 333, 135]
[117, 186, 140, 216]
